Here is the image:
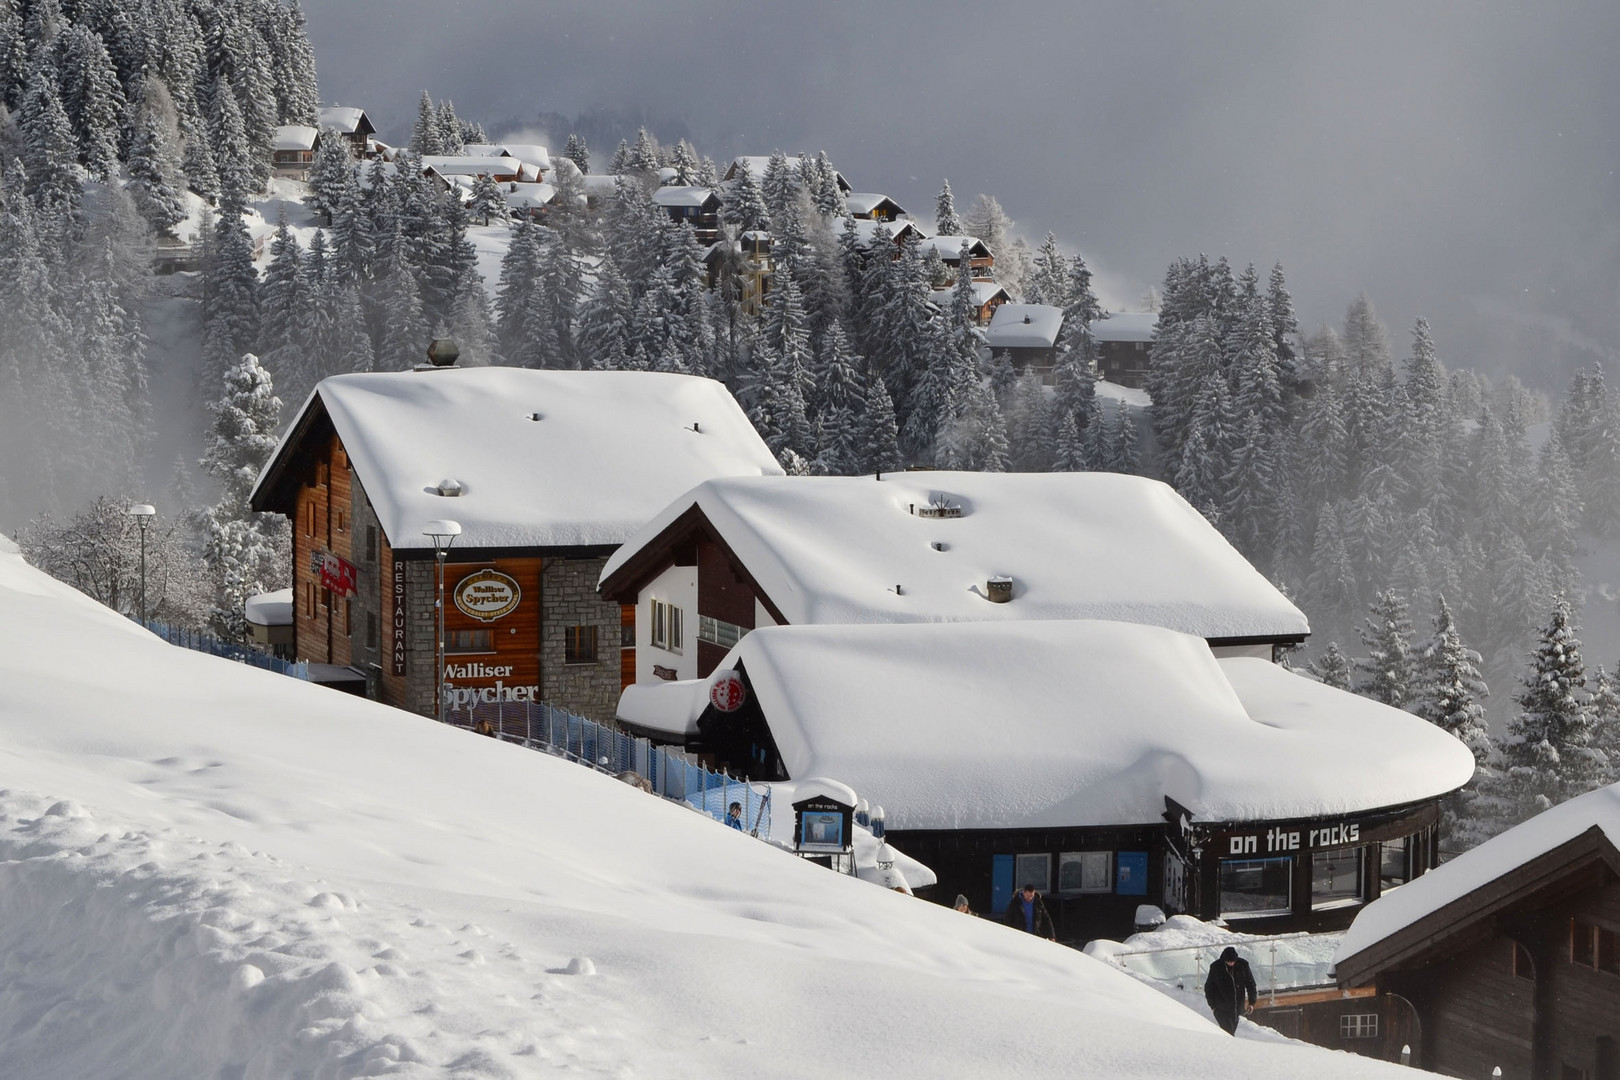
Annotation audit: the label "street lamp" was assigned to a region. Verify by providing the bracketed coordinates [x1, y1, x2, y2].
[423, 519, 461, 723]
[128, 503, 155, 627]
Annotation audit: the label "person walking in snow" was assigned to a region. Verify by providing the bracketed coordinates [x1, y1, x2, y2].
[725, 801, 745, 830]
[953, 894, 976, 916]
[1203, 946, 1258, 1035]
[1002, 884, 1055, 939]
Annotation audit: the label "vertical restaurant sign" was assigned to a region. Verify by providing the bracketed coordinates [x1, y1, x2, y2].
[391, 558, 407, 676]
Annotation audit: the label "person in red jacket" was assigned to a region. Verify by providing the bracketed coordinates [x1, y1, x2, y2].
[1001, 884, 1055, 939]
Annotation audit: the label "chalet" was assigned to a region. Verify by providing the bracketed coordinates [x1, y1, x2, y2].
[317, 106, 376, 158]
[271, 124, 318, 180]
[651, 186, 722, 242]
[844, 193, 907, 221]
[597, 470, 1311, 687]
[928, 280, 1012, 325]
[985, 303, 1065, 377]
[839, 216, 924, 257]
[703, 230, 774, 314]
[1334, 783, 1620, 1077]
[724, 155, 852, 192]
[248, 366, 781, 723]
[420, 155, 526, 186]
[464, 143, 551, 179]
[502, 182, 558, 220]
[1093, 312, 1158, 389]
[915, 235, 995, 279]
[615, 620, 1473, 944]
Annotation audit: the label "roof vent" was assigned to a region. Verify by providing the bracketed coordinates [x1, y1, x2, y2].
[915, 494, 962, 519]
[529, 412, 543, 421]
[435, 477, 465, 497]
[987, 575, 1013, 603]
[1022, 315, 1032, 324]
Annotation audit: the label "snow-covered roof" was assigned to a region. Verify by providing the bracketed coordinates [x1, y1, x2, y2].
[916, 235, 991, 262]
[1336, 781, 1620, 967]
[502, 182, 556, 209]
[651, 185, 719, 209]
[253, 368, 782, 551]
[421, 155, 522, 178]
[317, 106, 371, 135]
[601, 471, 1310, 641]
[272, 125, 317, 152]
[844, 192, 905, 217]
[929, 281, 1011, 309]
[617, 622, 1473, 831]
[986, 304, 1065, 350]
[495, 143, 551, 170]
[244, 588, 293, 627]
[839, 217, 922, 250]
[1091, 312, 1158, 343]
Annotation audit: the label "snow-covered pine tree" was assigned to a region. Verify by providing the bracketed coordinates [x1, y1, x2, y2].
[201, 206, 261, 388]
[1353, 589, 1415, 709]
[126, 80, 187, 235]
[575, 254, 635, 371]
[306, 126, 354, 224]
[256, 211, 306, 388]
[435, 99, 464, 155]
[935, 178, 962, 236]
[1025, 232, 1067, 307]
[1005, 370, 1054, 471]
[1413, 595, 1491, 757]
[562, 132, 589, 174]
[409, 90, 439, 154]
[207, 72, 253, 216]
[857, 366, 904, 474]
[1308, 642, 1353, 690]
[1588, 665, 1620, 788]
[1266, 262, 1299, 388]
[57, 23, 123, 180]
[20, 67, 81, 218]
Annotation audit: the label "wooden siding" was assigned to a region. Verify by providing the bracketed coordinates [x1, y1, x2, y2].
[620, 603, 636, 689]
[696, 537, 758, 677]
[291, 434, 355, 667]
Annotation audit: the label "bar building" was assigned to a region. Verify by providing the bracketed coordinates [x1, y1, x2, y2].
[249, 366, 780, 721]
[615, 620, 1474, 945]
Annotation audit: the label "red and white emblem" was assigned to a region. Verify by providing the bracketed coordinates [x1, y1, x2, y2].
[709, 670, 746, 712]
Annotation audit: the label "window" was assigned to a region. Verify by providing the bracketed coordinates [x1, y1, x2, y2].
[697, 614, 747, 650]
[1219, 857, 1292, 918]
[1312, 847, 1364, 909]
[302, 501, 315, 537]
[320, 586, 331, 611]
[367, 612, 379, 649]
[1338, 1014, 1378, 1039]
[447, 629, 493, 653]
[1379, 839, 1410, 890]
[367, 525, 378, 561]
[335, 509, 347, 533]
[1014, 853, 1050, 894]
[1058, 851, 1112, 895]
[316, 462, 329, 488]
[621, 623, 635, 648]
[1572, 920, 1620, 975]
[650, 600, 684, 652]
[565, 625, 598, 665]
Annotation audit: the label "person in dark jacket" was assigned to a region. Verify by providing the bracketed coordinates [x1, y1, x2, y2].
[1002, 884, 1055, 939]
[1203, 946, 1258, 1035]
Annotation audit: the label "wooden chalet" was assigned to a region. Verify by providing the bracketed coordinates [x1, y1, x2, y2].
[317, 106, 376, 159]
[916, 235, 995, 279]
[985, 303, 1065, 377]
[1334, 786, 1620, 1078]
[652, 186, 722, 242]
[844, 192, 907, 221]
[703, 230, 774, 315]
[272, 124, 319, 180]
[1093, 312, 1158, 389]
[929, 280, 1012, 325]
[614, 621, 1473, 945]
[248, 365, 780, 724]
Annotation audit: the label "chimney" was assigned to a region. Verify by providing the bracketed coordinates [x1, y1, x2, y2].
[986, 576, 1013, 603]
[425, 338, 460, 367]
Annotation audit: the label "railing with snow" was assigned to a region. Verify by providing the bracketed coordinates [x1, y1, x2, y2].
[1099, 933, 1342, 1001]
[450, 699, 773, 838]
[139, 620, 309, 680]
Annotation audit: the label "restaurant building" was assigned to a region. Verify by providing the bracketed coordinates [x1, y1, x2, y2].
[249, 366, 780, 721]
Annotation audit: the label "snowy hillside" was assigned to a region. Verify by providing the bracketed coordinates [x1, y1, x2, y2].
[0, 538, 1418, 1078]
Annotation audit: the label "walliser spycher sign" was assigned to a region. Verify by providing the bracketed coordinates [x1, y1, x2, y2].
[452, 569, 522, 622]
[443, 567, 539, 713]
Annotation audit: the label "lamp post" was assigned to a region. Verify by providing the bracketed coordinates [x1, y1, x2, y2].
[128, 503, 155, 627]
[423, 519, 461, 724]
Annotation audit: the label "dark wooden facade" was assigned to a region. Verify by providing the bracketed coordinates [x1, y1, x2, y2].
[1097, 339, 1151, 388]
[1251, 987, 1419, 1063]
[1336, 824, 1620, 1079]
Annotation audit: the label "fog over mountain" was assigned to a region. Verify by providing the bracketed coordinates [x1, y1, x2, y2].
[304, 1, 1620, 384]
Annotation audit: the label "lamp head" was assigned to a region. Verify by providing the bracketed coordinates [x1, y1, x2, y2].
[422, 519, 462, 550]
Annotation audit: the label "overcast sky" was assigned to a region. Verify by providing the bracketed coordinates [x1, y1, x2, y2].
[304, 1, 1620, 387]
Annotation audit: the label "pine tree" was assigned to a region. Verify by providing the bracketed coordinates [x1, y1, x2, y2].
[20, 68, 80, 217]
[256, 211, 306, 386]
[562, 132, 589, 174]
[207, 73, 253, 215]
[435, 99, 464, 155]
[1308, 642, 1352, 690]
[935, 178, 962, 235]
[722, 160, 769, 234]
[201, 208, 261, 388]
[410, 89, 439, 154]
[57, 24, 123, 180]
[307, 126, 354, 224]
[857, 367, 904, 474]
[1025, 232, 1068, 306]
[1353, 590, 1415, 708]
[1413, 596, 1491, 758]
[1588, 666, 1620, 788]
[127, 81, 187, 235]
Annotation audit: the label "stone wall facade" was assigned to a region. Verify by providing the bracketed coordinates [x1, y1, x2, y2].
[539, 555, 626, 723]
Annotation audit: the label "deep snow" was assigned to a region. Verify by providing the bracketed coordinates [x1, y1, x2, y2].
[0, 538, 1417, 1078]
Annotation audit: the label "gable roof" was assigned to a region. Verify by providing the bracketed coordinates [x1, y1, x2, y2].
[651, 185, 721, 210]
[1334, 782, 1620, 984]
[929, 281, 1012, 309]
[844, 192, 906, 217]
[839, 217, 924, 250]
[1092, 311, 1158, 343]
[272, 124, 318, 152]
[916, 235, 992, 262]
[986, 303, 1065, 350]
[317, 106, 374, 137]
[420, 155, 524, 179]
[617, 621, 1472, 831]
[250, 368, 781, 552]
[600, 471, 1310, 642]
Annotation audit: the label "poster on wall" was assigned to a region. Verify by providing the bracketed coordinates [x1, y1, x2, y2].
[1116, 851, 1149, 896]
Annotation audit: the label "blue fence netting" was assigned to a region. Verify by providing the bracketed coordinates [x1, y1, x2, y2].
[138, 619, 309, 680]
[456, 699, 772, 837]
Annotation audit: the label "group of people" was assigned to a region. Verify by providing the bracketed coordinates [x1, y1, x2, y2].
[958, 883, 1257, 1036]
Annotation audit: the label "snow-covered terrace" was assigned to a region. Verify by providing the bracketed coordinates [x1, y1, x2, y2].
[603, 471, 1309, 641]
[618, 620, 1474, 832]
[252, 368, 782, 551]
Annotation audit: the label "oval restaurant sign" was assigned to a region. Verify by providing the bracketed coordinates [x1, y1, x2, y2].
[710, 669, 746, 712]
[452, 569, 522, 622]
